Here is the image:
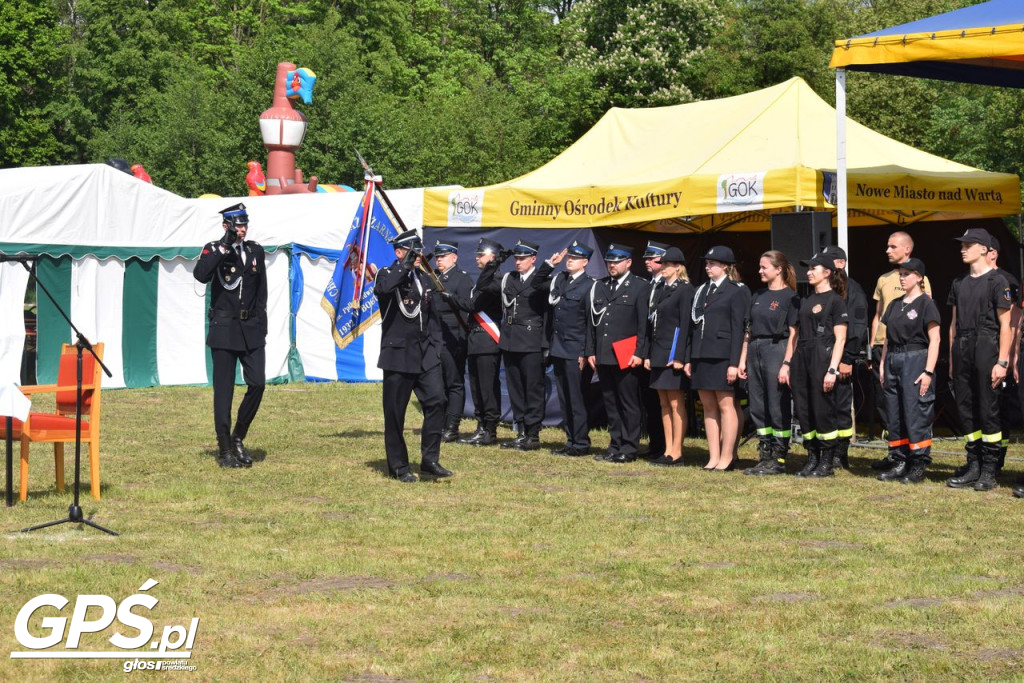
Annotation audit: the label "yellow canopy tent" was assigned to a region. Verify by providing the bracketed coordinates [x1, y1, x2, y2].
[423, 77, 1018, 233]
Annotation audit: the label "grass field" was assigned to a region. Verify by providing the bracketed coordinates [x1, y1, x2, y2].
[2, 381, 1024, 681]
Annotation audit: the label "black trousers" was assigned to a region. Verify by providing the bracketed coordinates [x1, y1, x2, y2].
[467, 353, 501, 424]
[791, 340, 839, 444]
[598, 364, 642, 455]
[883, 349, 934, 463]
[440, 341, 467, 423]
[382, 365, 444, 477]
[835, 374, 854, 442]
[869, 345, 887, 433]
[552, 356, 592, 450]
[211, 346, 265, 440]
[952, 332, 1002, 446]
[502, 350, 546, 437]
[640, 369, 666, 455]
[747, 338, 791, 449]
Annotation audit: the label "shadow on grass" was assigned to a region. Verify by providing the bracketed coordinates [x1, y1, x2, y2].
[328, 429, 385, 438]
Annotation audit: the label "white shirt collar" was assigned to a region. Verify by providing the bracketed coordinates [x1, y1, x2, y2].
[710, 273, 728, 287]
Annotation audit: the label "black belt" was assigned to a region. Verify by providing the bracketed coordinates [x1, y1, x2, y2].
[889, 343, 927, 353]
[750, 335, 785, 342]
[211, 309, 254, 320]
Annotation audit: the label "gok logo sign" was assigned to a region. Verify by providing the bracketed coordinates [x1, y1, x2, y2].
[717, 171, 766, 212]
[448, 189, 484, 227]
[10, 579, 199, 672]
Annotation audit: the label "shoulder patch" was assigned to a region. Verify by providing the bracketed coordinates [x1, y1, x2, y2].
[1004, 288, 1013, 303]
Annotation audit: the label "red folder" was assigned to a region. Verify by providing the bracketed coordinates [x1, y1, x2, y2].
[612, 336, 638, 370]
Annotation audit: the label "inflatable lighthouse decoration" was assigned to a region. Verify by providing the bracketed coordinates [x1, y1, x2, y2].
[259, 61, 318, 195]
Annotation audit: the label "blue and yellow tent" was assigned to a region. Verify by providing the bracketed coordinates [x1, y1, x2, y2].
[830, 0, 1024, 88]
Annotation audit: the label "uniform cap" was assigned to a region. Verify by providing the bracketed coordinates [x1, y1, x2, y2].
[392, 229, 423, 250]
[703, 245, 735, 264]
[566, 241, 593, 260]
[604, 243, 633, 263]
[898, 257, 926, 278]
[512, 239, 539, 256]
[819, 245, 847, 261]
[476, 238, 503, 255]
[662, 247, 685, 263]
[800, 254, 834, 270]
[434, 239, 458, 255]
[643, 241, 670, 259]
[220, 203, 249, 226]
[954, 227, 996, 248]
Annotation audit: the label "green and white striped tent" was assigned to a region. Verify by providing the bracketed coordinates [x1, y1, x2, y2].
[0, 164, 426, 388]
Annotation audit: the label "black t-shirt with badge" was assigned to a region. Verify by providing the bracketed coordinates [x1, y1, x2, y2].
[881, 295, 941, 347]
[797, 291, 848, 344]
[948, 269, 1013, 334]
[748, 287, 800, 338]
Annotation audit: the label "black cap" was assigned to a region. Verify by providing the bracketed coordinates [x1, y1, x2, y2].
[219, 203, 249, 226]
[662, 247, 685, 263]
[604, 243, 633, 263]
[566, 241, 593, 260]
[434, 239, 458, 255]
[819, 245, 847, 261]
[511, 239, 539, 257]
[954, 228, 996, 249]
[800, 254, 834, 270]
[392, 229, 423, 250]
[643, 241, 670, 259]
[898, 257, 926, 277]
[703, 245, 735, 264]
[991, 236, 1001, 252]
[476, 238, 503, 255]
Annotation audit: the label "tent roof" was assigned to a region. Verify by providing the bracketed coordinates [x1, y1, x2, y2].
[0, 164, 425, 260]
[830, 0, 1024, 87]
[422, 77, 1019, 231]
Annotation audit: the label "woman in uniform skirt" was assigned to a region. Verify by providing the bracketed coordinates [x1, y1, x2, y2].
[644, 247, 695, 466]
[685, 246, 750, 471]
[878, 257, 940, 483]
[791, 254, 848, 478]
[739, 250, 799, 475]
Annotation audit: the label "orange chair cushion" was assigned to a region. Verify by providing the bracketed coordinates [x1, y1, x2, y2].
[24, 413, 90, 433]
[56, 353, 96, 412]
[0, 418, 24, 439]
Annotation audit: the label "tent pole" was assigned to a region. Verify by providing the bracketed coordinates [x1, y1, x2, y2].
[1017, 214, 1022, 285]
[836, 68, 849, 274]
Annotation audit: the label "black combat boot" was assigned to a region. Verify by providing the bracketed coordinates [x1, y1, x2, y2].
[441, 417, 461, 443]
[744, 439, 774, 476]
[870, 454, 896, 471]
[754, 443, 787, 475]
[973, 444, 1000, 492]
[809, 443, 835, 478]
[458, 422, 486, 445]
[216, 434, 242, 468]
[478, 420, 498, 446]
[230, 433, 253, 467]
[877, 455, 908, 481]
[832, 440, 851, 470]
[947, 445, 981, 489]
[795, 441, 819, 477]
[1013, 475, 1024, 498]
[899, 454, 928, 484]
[500, 422, 526, 449]
[997, 442, 1007, 474]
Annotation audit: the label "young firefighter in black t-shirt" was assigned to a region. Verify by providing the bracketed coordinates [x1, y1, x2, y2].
[791, 254, 848, 478]
[878, 258, 940, 484]
[986, 238, 1021, 474]
[738, 250, 800, 475]
[946, 228, 1013, 492]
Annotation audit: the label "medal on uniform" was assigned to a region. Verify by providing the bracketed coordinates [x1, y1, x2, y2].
[230, 266, 237, 273]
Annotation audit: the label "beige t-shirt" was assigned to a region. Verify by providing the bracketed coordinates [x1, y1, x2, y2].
[872, 269, 933, 345]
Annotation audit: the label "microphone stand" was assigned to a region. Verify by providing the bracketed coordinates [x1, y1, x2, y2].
[9, 258, 118, 535]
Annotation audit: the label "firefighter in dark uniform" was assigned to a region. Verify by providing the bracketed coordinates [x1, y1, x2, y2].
[878, 257, 940, 484]
[374, 229, 450, 482]
[193, 203, 266, 468]
[548, 241, 596, 456]
[431, 239, 474, 443]
[819, 246, 868, 470]
[986, 238, 1021, 473]
[640, 240, 670, 458]
[946, 228, 1013, 492]
[739, 250, 799, 476]
[498, 239, 557, 451]
[791, 254, 848, 478]
[447, 239, 505, 446]
[586, 243, 651, 463]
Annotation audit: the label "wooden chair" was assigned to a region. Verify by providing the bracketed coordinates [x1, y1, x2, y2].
[6, 343, 105, 501]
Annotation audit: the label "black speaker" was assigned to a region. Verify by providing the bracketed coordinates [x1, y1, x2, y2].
[770, 211, 834, 283]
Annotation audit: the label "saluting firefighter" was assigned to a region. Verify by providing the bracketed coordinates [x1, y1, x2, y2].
[791, 253, 848, 478]
[431, 240, 474, 443]
[193, 203, 267, 469]
[818, 246, 869, 471]
[374, 230, 451, 482]
[586, 243, 651, 463]
[877, 257, 940, 484]
[640, 240, 671, 458]
[548, 240, 596, 457]
[445, 239, 506, 447]
[685, 246, 750, 472]
[498, 240, 558, 451]
[644, 247, 694, 466]
[738, 250, 799, 476]
[945, 228, 1013, 492]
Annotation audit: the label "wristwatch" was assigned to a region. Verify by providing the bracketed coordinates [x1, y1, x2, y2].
[827, 367, 837, 375]
[923, 370, 934, 377]
[782, 360, 791, 367]
[997, 360, 1009, 368]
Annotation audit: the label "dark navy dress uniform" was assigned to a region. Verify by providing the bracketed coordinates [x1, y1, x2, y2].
[193, 203, 267, 467]
[586, 244, 650, 461]
[880, 265, 940, 482]
[689, 277, 750, 391]
[432, 240, 474, 439]
[745, 286, 799, 465]
[548, 242, 596, 454]
[374, 232, 447, 480]
[646, 277, 694, 389]
[499, 240, 555, 447]
[640, 241, 671, 457]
